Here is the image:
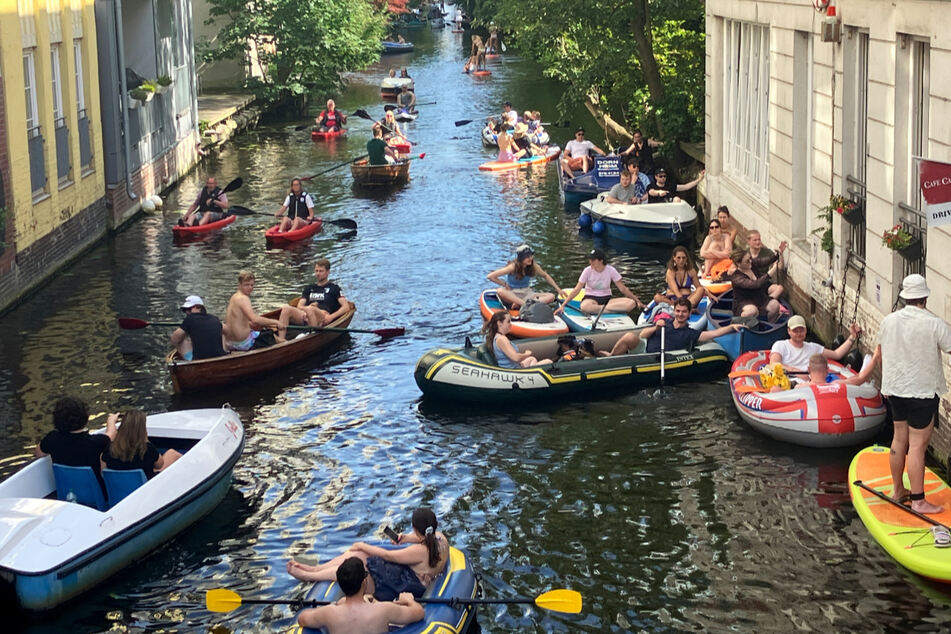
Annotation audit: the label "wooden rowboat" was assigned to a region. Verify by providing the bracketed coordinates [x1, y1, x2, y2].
[350, 159, 410, 187]
[166, 303, 355, 392]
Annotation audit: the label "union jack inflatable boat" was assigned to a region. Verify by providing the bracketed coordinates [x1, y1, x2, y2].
[729, 350, 886, 447]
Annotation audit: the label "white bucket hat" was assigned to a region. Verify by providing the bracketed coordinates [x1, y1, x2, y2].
[898, 274, 930, 300]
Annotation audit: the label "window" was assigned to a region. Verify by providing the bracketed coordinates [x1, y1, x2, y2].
[898, 38, 930, 277]
[23, 51, 38, 132]
[50, 45, 64, 126]
[722, 21, 770, 201]
[844, 30, 869, 260]
[791, 31, 812, 241]
[73, 40, 85, 114]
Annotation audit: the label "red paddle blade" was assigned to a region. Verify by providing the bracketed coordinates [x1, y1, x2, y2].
[418, 153, 426, 159]
[374, 327, 405, 338]
[118, 318, 150, 330]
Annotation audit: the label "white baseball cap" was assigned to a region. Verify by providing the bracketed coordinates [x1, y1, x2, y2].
[181, 295, 205, 309]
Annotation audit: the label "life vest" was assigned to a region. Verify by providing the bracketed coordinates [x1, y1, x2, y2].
[321, 110, 341, 129]
[197, 187, 223, 213]
[287, 191, 310, 219]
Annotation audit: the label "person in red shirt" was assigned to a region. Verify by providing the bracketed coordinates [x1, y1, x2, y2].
[316, 99, 347, 132]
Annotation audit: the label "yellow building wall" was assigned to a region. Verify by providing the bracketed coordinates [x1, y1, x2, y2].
[0, 0, 105, 252]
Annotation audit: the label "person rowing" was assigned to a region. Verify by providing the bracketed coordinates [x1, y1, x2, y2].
[182, 176, 230, 227]
[487, 245, 564, 309]
[171, 295, 226, 360]
[380, 111, 405, 146]
[397, 85, 417, 114]
[316, 99, 347, 132]
[223, 270, 283, 351]
[556, 248, 644, 316]
[609, 297, 745, 356]
[274, 177, 315, 233]
[367, 124, 399, 165]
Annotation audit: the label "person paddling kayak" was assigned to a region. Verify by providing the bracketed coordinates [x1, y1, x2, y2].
[274, 178, 315, 233]
[367, 124, 399, 165]
[182, 176, 230, 227]
[316, 99, 347, 132]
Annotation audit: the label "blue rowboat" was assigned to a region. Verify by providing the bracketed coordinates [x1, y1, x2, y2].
[559, 155, 622, 206]
[580, 198, 698, 245]
[704, 292, 790, 360]
[292, 545, 480, 634]
[382, 41, 415, 54]
[0, 407, 244, 610]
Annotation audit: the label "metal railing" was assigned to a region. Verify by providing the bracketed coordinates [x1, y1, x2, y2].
[898, 201, 927, 276]
[845, 174, 867, 263]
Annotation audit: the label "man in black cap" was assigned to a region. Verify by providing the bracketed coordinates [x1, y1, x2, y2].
[647, 167, 705, 204]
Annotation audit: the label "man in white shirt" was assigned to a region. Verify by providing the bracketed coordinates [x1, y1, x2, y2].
[768, 314, 861, 371]
[872, 274, 951, 514]
[560, 128, 605, 178]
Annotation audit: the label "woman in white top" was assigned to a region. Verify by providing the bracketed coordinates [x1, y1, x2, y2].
[275, 178, 315, 233]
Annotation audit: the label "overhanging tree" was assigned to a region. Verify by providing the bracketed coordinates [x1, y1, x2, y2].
[203, 0, 388, 103]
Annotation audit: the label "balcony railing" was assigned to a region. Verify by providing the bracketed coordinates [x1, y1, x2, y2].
[845, 174, 867, 264]
[898, 202, 927, 276]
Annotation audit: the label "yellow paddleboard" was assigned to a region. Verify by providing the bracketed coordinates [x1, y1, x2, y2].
[849, 445, 951, 583]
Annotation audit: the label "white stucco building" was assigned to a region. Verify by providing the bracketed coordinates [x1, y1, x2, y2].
[703, 0, 951, 462]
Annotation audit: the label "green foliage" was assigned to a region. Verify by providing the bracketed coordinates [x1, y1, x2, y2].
[157, 75, 173, 86]
[203, 0, 388, 102]
[199, 119, 211, 135]
[464, 0, 705, 145]
[814, 203, 834, 255]
[139, 81, 157, 92]
[129, 88, 150, 101]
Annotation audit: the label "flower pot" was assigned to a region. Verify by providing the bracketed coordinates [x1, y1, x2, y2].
[155, 85, 168, 95]
[897, 238, 923, 261]
[127, 96, 140, 110]
[144, 91, 154, 102]
[841, 206, 865, 225]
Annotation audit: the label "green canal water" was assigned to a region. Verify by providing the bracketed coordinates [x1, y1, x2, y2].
[0, 23, 948, 634]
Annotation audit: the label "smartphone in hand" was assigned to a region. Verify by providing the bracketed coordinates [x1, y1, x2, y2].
[383, 526, 401, 543]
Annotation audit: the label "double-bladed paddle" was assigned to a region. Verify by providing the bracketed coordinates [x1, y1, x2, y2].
[454, 117, 571, 128]
[117, 318, 404, 339]
[205, 587, 582, 614]
[228, 205, 357, 230]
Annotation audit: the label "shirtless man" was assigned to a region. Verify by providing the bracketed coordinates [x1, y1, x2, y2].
[223, 270, 283, 351]
[279, 259, 351, 332]
[296, 558, 424, 634]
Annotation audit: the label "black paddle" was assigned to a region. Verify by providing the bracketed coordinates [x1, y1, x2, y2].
[180, 178, 242, 225]
[589, 301, 609, 331]
[117, 318, 402, 338]
[229, 205, 357, 230]
[853, 480, 951, 531]
[455, 117, 571, 128]
[301, 155, 369, 181]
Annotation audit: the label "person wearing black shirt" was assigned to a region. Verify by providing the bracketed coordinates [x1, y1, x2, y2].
[171, 295, 226, 360]
[619, 129, 663, 174]
[647, 167, 705, 204]
[35, 396, 118, 490]
[609, 297, 745, 356]
[279, 258, 352, 333]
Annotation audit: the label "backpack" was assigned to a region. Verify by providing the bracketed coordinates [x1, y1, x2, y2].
[519, 299, 555, 323]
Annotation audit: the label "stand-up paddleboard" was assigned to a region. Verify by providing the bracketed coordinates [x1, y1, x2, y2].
[850, 445, 951, 583]
[478, 146, 561, 172]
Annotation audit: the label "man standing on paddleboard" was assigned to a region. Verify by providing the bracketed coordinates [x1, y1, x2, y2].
[873, 274, 951, 514]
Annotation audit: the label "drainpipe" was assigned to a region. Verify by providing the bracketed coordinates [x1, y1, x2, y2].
[114, 0, 137, 200]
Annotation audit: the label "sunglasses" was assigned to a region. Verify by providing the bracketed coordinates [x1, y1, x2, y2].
[709, 224, 720, 229]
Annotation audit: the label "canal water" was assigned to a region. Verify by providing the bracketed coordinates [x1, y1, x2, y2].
[2, 23, 949, 634]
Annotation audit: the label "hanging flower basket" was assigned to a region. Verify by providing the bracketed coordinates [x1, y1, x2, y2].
[898, 237, 923, 261]
[823, 194, 864, 225]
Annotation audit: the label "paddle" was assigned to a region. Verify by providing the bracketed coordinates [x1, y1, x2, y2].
[455, 118, 571, 128]
[117, 318, 403, 338]
[853, 480, 951, 532]
[659, 322, 666, 390]
[384, 101, 436, 110]
[729, 369, 806, 379]
[301, 155, 369, 181]
[205, 587, 581, 614]
[589, 301, 609, 331]
[229, 205, 358, 230]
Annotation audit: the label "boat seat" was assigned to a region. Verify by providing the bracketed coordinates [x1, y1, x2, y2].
[476, 343, 498, 366]
[102, 468, 148, 507]
[52, 464, 108, 511]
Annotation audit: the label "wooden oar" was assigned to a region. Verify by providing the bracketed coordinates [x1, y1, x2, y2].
[205, 587, 581, 614]
[853, 480, 951, 532]
[228, 205, 357, 230]
[117, 318, 403, 338]
[301, 155, 369, 182]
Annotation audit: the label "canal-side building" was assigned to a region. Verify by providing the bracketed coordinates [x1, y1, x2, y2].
[0, 0, 107, 313]
[94, 0, 201, 227]
[703, 0, 951, 462]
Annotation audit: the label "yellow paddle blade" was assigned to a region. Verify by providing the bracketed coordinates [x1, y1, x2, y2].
[534, 589, 582, 614]
[206, 588, 243, 613]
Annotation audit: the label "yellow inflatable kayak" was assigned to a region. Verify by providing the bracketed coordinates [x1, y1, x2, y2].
[849, 445, 951, 583]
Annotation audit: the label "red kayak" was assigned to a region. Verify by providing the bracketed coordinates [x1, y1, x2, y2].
[312, 129, 346, 140]
[390, 141, 411, 153]
[172, 214, 236, 236]
[264, 219, 324, 246]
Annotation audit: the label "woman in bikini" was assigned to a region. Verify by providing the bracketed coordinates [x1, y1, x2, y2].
[496, 125, 516, 163]
[652, 246, 705, 308]
[286, 508, 450, 601]
[699, 218, 733, 278]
